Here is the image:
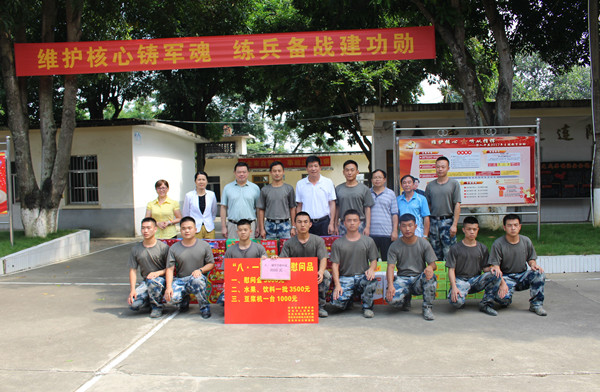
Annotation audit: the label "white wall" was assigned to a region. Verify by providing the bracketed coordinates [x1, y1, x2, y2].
[132, 125, 197, 236]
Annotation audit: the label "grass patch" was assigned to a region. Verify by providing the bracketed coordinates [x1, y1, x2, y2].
[0, 230, 76, 258]
[474, 223, 600, 256]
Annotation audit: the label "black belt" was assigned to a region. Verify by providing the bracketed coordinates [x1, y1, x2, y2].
[266, 218, 289, 223]
[228, 219, 255, 224]
[431, 215, 453, 220]
[311, 216, 329, 223]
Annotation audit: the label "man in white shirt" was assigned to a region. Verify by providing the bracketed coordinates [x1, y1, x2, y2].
[295, 155, 336, 236]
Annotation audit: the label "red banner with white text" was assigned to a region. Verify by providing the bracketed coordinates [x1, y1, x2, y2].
[14, 26, 435, 76]
[0, 152, 7, 214]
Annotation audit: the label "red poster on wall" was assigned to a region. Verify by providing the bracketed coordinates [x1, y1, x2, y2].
[14, 26, 435, 76]
[238, 156, 331, 169]
[225, 257, 318, 324]
[398, 136, 537, 206]
[0, 152, 7, 214]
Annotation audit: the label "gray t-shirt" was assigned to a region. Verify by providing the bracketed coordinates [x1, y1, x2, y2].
[335, 183, 375, 221]
[128, 240, 169, 279]
[279, 234, 328, 260]
[167, 239, 215, 278]
[488, 235, 537, 274]
[330, 235, 378, 276]
[225, 242, 267, 259]
[387, 237, 438, 277]
[256, 183, 296, 220]
[425, 179, 461, 216]
[446, 241, 490, 278]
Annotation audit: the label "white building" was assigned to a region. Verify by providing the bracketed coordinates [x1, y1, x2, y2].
[0, 120, 205, 236]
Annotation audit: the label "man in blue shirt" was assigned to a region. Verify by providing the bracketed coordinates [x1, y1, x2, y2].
[397, 175, 430, 238]
[221, 162, 260, 239]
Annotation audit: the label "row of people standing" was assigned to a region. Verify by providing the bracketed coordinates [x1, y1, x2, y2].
[144, 155, 461, 264]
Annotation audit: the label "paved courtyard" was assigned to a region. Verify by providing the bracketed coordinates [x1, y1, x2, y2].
[1, 241, 599, 391]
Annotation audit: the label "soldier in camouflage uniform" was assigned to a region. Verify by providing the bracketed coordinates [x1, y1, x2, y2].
[161, 217, 215, 319]
[280, 212, 332, 317]
[446, 216, 502, 316]
[128, 217, 170, 318]
[386, 213, 438, 321]
[488, 214, 547, 316]
[330, 209, 379, 318]
[425, 156, 461, 261]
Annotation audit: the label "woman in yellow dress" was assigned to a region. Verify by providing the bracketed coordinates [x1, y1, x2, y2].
[145, 179, 182, 239]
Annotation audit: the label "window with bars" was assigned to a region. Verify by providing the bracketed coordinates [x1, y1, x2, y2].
[68, 155, 99, 204]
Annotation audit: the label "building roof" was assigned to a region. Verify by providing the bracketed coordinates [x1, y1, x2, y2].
[358, 100, 591, 135]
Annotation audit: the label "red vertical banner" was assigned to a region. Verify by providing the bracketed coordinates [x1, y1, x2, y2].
[225, 257, 318, 324]
[0, 152, 7, 214]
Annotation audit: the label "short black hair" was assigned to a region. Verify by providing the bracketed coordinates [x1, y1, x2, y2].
[234, 162, 250, 171]
[436, 156, 450, 164]
[343, 209, 361, 220]
[237, 219, 253, 228]
[180, 216, 196, 225]
[400, 174, 414, 184]
[463, 216, 479, 226]
[194, 171, 208, 181]
[141, 217, 157, 226]
[343, 160, 358, 169]
[371, 169, 386, 178]
[503, 214, 521, 225]
[399, 213, 416, 224]
[306, 155, 321, 166]
[270, 160, 284, 170]
[295, 211, 311, 221]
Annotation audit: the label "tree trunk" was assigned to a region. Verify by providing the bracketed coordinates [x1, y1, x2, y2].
[590, 0, 600, 226]
[0, 0, 82, 237]
[411, 0, 514, 230]
[475, 0, 515, 230]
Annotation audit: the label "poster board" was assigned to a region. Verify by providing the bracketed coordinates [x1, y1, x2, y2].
[225, 257, 318, 324]
[398, 135, 537, 206]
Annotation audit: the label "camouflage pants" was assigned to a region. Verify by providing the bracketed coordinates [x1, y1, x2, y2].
[130, 277, 166, 311]
[265, 219, 292, 240]
[163, 275, 211, 309]
[319, 270, 332, 309]
[494, 270, 545, 307]
[386, 273, 437, 308]
[330, 274, 378, 310]
[338, 220, 366, 237]
[429, 217, 456, 261]
[448, 272, 501, 308]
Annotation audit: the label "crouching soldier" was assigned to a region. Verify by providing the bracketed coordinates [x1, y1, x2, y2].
[386, 213, 438, 321]
[160, 216, 215, 318]
[446, 216, 502, 316]
[128, 217, 169, 318]
[330, 209, 379, 318]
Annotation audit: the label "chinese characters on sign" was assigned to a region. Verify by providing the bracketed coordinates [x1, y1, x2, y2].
[238, 156, 331, 169]
[15, 27, 435, 76]
[225, 257, 318, 324]
[398, 136, 537, 206]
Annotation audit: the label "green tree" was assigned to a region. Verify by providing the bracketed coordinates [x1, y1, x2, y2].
[510, 54, 591, 101]
[0, 0, 82, 237]
[128, 0, 256, 139]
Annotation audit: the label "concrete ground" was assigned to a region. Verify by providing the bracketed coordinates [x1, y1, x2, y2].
[1, 240, 599, 392]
